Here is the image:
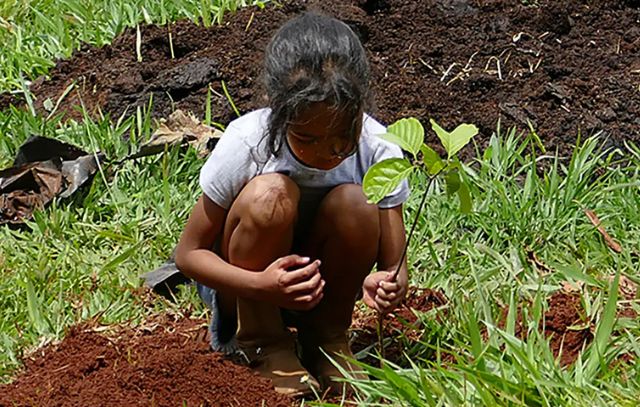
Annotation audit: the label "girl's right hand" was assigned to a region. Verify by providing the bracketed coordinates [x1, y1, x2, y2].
[256, 255, 325, 310]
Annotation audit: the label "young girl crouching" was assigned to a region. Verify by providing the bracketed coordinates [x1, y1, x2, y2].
[175, 12, 409, 397]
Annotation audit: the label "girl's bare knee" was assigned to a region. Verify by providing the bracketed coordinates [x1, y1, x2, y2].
[238, 173, 300, 230]
[320, 184, 379, 238]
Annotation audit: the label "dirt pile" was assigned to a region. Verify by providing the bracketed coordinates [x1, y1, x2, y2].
[2, 285, 633, 404]
[541, 291, 593, 366]
[508, 283, 638, 366]
[1, 0, 638, 156]
[0, 314, 293, 407]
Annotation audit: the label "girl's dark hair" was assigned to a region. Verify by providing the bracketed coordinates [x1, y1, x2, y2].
[263, 12, 371, 156]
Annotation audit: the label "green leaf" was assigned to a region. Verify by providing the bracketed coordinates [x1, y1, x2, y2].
[466, 303, 486, 371]
[99, 240, 145, 273]
[458, 181, 472, 213]
[445, 170, 460, 195]
[556, 264, 601, 287]
[25, 278, 47, 335]
[430, 119, 478, 158]
[506, 291, 516, 336]
[381, 118, 424, 157]
[380, 362, 422, 406]
[419, 144, 445, 175]
[363, 158, 413, 204]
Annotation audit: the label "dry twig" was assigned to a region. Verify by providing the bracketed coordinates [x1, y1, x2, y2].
[584, 209, 623, 253]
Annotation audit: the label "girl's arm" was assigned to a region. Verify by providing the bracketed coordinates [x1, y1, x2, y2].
[362, 204, 409, 313]
[175, 195, 260, 299]
[175, 194, 323, 310]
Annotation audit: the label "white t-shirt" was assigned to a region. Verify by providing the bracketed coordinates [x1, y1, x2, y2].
[199, 108, 410, 209]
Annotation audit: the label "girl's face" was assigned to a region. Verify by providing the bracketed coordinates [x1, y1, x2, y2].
[286, 102, 362, 170]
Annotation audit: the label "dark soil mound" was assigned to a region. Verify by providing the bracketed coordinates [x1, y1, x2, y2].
[0, 314, 293, 407]
[1, 0, 639, 156]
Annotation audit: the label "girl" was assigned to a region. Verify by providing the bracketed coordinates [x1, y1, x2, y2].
[175, 12, 409, 397]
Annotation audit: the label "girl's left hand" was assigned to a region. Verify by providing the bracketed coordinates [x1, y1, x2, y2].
[362, 271, 408, 314]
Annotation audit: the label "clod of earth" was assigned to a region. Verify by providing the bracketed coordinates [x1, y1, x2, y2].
[543, 292, 593, 366]
[501, 286, 639, 367]
[499, 292, 592, 367]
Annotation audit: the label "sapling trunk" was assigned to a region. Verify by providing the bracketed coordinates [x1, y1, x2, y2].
[362, 117, 478, 364]
[377, 172, 437, 361]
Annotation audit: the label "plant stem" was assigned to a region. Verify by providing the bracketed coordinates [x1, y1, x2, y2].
[378, 172, 438, 361]
[390, 173, 437, 281]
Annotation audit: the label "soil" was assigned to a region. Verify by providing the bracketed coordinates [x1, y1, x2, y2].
[351, 287, 449, 366]
[505, 284, 638, 367]
[0, 289, 446, 406]
[352, 288, 598, 368]
[540, 291, 593, 366]
[500, 291, 593, 366]
[2, 0, 639, 156]
[0, 314, 294, 407]
[2, 286, 634, 404]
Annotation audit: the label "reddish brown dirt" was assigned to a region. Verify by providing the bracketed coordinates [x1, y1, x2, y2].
[502, 292, 593, 366]
[0, 314, 294, 407]
[1, 0, 639, 156]
[541, 291, 593, 366]
[2, 287, 633, 404]
[505, 286, 638, 367]
[351, 287, 448, 366]
[0, 289, 448, 406]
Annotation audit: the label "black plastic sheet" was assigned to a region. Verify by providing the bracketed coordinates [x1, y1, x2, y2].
[0, 136, 100, 225]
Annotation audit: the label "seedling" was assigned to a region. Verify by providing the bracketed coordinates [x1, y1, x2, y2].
[362, 117, 478, 358]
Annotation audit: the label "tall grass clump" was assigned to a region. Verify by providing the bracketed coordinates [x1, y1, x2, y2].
[0, 0, 266, 379]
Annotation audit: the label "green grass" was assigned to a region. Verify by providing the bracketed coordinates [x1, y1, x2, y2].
[1, 0, 640, 404]
[0, 0, 265, 381]
[329, 132, 640, 406]
[0, 106, 208, 379]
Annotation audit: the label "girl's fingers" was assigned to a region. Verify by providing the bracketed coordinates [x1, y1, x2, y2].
[376, 287, 396, 301]
[375, 295, 392, 310]
[281, 260, 321, 285]
[379, 281, 398, 291]
[275, 254, 310, 269]
[287, 273, 324, 295]
[376, 289, 405, 313]
[363, 293, 382, 313]
[293, 282, 324, 309]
